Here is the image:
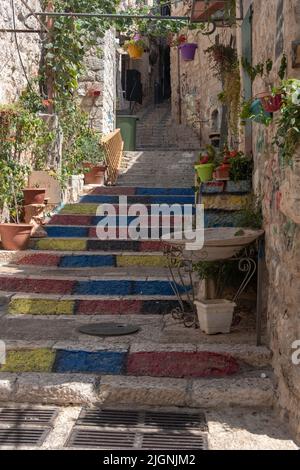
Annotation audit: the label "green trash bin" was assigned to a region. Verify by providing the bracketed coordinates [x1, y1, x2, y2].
[116, 114, 139, 151]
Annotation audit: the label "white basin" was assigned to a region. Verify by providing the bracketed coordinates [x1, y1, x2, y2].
[162, 227, 264, 261]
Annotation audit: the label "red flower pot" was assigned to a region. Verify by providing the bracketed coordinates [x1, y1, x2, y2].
[214, 164, 231, 180]
[256, 92, 283, 113]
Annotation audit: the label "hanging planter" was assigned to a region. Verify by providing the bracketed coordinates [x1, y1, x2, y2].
[256, 91, 283, 113]
[249, 99, 272, 124]
[179, 43, 198, 61]
[123, 37, 146, 60]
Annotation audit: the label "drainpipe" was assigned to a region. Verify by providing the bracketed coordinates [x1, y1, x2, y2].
[177, 47, 182, 124]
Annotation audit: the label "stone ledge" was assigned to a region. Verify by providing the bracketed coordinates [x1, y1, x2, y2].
[0, 372, 275, 408]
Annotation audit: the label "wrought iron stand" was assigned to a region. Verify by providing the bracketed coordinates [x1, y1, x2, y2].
[164, 236, 265, 345]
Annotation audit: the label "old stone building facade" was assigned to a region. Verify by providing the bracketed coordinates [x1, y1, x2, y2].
[171, 0, 300, 442]
[0, 0, 42, 103]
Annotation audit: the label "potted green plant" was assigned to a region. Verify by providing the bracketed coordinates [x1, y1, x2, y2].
[274, 79, 300, 165]
[123, 35, 147, 59]
[227, 152, 253, 192]
[194, 145, 216, 182]
[0, 159, 32, 251]
[80, 132, 107, 185]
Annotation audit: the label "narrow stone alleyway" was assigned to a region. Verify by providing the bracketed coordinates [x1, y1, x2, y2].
[0, 123, 297, 449]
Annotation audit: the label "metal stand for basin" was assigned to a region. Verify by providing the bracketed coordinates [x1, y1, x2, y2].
[164, 238, 264, 342]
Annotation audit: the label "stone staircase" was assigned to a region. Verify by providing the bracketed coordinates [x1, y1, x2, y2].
[0, 148, 273, 413]
[136, 103, 200, 150]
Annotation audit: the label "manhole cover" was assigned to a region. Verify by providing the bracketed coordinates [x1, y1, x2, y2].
[78, 323, 140, 337]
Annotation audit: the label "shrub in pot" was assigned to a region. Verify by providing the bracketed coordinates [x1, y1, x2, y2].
[0, 159, 32, 251]
[79, 132, 107, 185]
[228, 153, 253, 192]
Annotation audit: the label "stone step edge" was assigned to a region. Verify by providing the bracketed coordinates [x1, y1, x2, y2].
[0, 372, 275, 408]
[1, 291, 182, 302]
[1, 341, 272, 368]
[0, 273, 182, 282]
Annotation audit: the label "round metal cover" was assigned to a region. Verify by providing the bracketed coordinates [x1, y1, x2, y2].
[78, 323, 140, 337]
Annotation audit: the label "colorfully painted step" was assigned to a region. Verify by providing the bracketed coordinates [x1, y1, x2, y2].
[14, 252, 167, 268]
[79, 195, 195, 204]
[8, 294, 185, 315]
[48, 214, 186, 226]
[44, 226, 177, 239]
[0, 347, 239, 378]
[85, 187, 195, 196]
[0, 276, 189, 296]
[30, 238, 166, 252]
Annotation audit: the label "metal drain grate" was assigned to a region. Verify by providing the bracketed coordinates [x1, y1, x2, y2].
[67, 429, 136, 449]
[0, 428, 50, 446]
[77, 408, 207, 430]
[0, 407, 58, 425]
[66, 408, 208, 449]
[141, 432, 207, 450]
[77, 409, 140, 427]
[144, 411, 207, 431]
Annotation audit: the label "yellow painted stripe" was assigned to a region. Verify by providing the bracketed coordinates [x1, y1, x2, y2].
[34, 239, 87, 251]
[117, 255, 167, 267]
[9, 298, 75, 315]
[1, 349, 56, 373]
[203, 194, 250, 210]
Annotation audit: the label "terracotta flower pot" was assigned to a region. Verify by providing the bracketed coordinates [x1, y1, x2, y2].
[83, 163, 107, 185]
[214, 164, 231, 180]
[0, 223, 32, 251]
[23, 188, 46, 205]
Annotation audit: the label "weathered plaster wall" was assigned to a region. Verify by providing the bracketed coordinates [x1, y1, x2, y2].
[170, 2, 230, 144]
[246, 0, 300, 443]
[0, 0, 42, 104]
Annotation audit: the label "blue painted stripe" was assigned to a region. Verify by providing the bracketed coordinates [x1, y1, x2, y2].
[75, 280, 189, 296]
[80, 195, 195, 205]
[45, 226, 89, 237]
[59, 255, 116, 268]
[204, 211, 240, 228]
[54, 350, 125, 374]
[136, 188, 194, 196]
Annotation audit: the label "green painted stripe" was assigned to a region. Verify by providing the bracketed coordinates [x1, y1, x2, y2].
[60, 204, 99, 215]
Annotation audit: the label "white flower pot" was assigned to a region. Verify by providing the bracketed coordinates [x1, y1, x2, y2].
[194, 299, 236, 335]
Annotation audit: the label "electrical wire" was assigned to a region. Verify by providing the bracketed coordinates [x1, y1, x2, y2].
[10, 0, 34, 91]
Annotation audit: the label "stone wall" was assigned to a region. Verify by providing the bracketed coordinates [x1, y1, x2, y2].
[79, 29, 117, 135]
[243, 0, 300, 443]
[171, 0, 300, 443]
[170, 2, 230, 144]
[0, 0, 42, 104]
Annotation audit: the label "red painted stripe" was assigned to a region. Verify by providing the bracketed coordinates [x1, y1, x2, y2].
[139, 241, 165, 252]
[48, 215, 92, 226]
[88, 187, 136, 195]
[77, 299, 144, 315]
[0, 277, 75, 295]
[127, 352, 239, 378]
[16, 254, 61, 266]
